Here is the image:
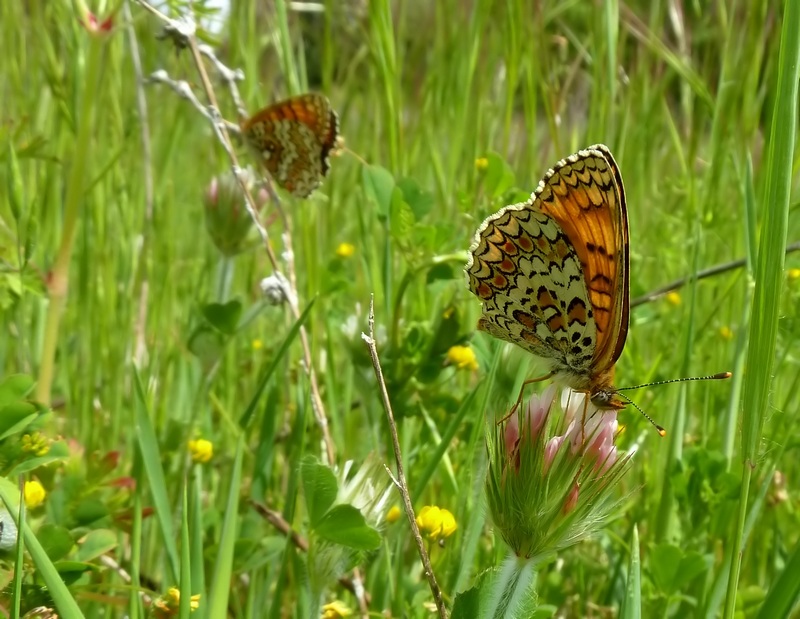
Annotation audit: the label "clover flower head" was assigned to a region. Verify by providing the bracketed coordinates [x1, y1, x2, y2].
[487, 388, 633, 562]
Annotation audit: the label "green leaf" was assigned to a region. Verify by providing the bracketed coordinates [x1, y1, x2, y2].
[74, 529, 117, 562]
[484, 152, 516, 198]
[650, 544, 683, 594]
[9, 441, 70, 477]
[6, 142, 24, 221]
[0, 402, 38, 440]
[187, 325, 226, 366]
[37, 524, 74, 562]
[207, 435, 245, 618]
[397, 176, 434, 220]
[53, 560, 96, 585]
[451, 583, 481, 618]
[673, 551, 709, 590]
[133, 369, 180, 582]
[71, 499, 109, 527]
[300, 457, 338, 527]
[426, 263, 456, 284]
[619, 525, 641, 619]
[389, 191, 415, 241]
[362, 164, 395, 218]
[201, 299, 243, 335]
[0, 374, 36, 406]
[314, 504, 381, 551]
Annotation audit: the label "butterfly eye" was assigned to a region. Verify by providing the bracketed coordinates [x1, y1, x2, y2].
[590, 391, 613, 408]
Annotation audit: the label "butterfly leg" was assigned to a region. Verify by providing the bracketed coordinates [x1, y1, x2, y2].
[496, 372, 555, 424]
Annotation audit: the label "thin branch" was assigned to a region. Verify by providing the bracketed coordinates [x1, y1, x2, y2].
[134, 0, 336, 464]
[361, 297, 448, 619]
[631, 240, 800, 307]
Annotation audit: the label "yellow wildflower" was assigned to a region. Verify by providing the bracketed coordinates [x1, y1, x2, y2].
[336, 242, 355, 258]
[446, 345, 478, 371]
[321, 601, 352, 618]
[252, 339, 263, 350]
[24, 480, 46, 509]
[188, 439, 213, 464]
[666, 291, 681, 306]
[788, 268, 800, 281]
[386, 505, 402, 523]
[21, 432, 50, 457]
[153, 587, 200, 617]
[475, 157, 489, 171]
[719, 326, 733, 340]
[416, 505, 457, 541]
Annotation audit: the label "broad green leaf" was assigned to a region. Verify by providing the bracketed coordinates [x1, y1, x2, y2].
[0, 375, 36, 406]
[484, 152, 516, 198]
[389, 191, 415, 241]
[201, 300, 243, 335]
[397, 176, 434, 220]
[362, 164, 395, 218]
[314, 504, 381, 551]
[300, 457, 337, 527]
[37, 524, 74, 562]
[75, 529, 117, 562]
[71, 499, 109, 527]
[0, 402, 38, 440]
[651, 544, 683, 594]
[187, 325, 226, 366]
[53, 560, 96, 586]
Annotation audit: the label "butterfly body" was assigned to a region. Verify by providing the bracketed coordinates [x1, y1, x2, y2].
[466, 145, 628, 409]
[241, 93, 339, 198]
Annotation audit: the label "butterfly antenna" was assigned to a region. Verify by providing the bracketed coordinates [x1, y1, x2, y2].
[616, 391, 667, 437]
[617, 372, 732, 392]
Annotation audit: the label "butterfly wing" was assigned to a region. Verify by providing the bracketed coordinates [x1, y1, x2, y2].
[465, 145, 628, 388]
[534, 145, 628, 374]
[241, 93, 339, 198]
[466, 199, 598, 382]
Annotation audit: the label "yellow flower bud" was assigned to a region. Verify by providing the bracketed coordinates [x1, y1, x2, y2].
[446, 345, 478, 371]
[188, 439, 213, 464]
[336, 242, 355, 258]
[24, 480, 46, 509]
[386, 505, 402, 523]
[321, 600, 352, 618]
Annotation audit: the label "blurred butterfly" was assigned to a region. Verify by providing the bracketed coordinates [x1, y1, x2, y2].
[241, 93, 340, 198]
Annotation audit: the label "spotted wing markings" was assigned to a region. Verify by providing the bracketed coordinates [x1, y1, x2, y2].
[466, 201, 598, 375]
[241, 93, 339, 198]
[535, 147, 626, 350]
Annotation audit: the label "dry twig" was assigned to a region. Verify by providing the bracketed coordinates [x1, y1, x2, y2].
[361, 297, 448, 619]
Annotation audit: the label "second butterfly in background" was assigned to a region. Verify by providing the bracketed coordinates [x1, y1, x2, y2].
[241, 93, 340, 199]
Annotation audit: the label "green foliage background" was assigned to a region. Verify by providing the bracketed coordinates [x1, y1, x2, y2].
[1, 0, 799, 617]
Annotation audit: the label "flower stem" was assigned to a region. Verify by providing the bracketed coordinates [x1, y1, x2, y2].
[35, 32, 105, 405]
[484, 553, 537, 619]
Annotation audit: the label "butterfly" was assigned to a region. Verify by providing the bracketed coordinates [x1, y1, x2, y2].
[465, 145, 629, 410]
[240, 93, 339, 198]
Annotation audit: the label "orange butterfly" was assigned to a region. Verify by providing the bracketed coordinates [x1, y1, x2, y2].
[466, 145, 629, 410]
[241, 93, 339, 198]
